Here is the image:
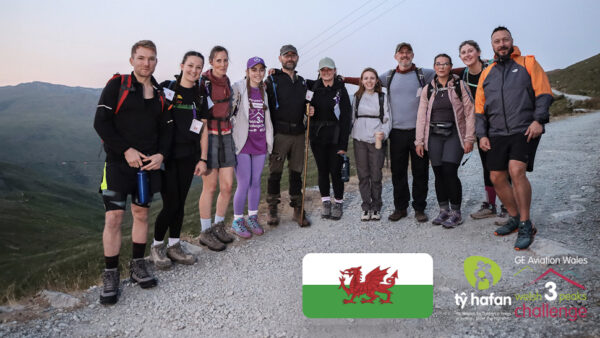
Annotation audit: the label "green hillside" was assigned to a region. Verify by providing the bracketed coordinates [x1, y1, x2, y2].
[547, 53, 600, 97]
[0, 82, 103, 188]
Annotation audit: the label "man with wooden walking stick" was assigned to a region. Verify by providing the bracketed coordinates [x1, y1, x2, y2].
[265, 44, 311, 227]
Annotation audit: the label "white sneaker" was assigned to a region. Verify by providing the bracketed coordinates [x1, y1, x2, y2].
[361, 210, 371, 221]
[371, 210, 381, 221]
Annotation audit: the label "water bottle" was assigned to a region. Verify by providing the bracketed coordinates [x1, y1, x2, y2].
[137, 170, 150, 205]
[341, 154, 350, 182]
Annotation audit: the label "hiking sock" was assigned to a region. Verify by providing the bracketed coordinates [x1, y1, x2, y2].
[214, 215, 225, 224]
[334, 198, 343, 204]
[105, 255, 119, 270]
[152, 240, 164, 247]
[132, 242, 146, 259]
[200, 218, 212, 232]
[485, 186, 496, 206]
[248, 210, 258, 216]
[450, 203, 461, 212]
[321, 196, 331, 202]
[438, 201, 450, 211]
[234, 214, 243, 220]
[168, 238, 180, 247]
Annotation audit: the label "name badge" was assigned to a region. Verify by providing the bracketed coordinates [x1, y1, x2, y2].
[207, 96, 214, 110]
[190, 119, 203, 134]
[305, 90, 314, 101]
[164, 88, 175, 101]
[416, 87, 422, 98]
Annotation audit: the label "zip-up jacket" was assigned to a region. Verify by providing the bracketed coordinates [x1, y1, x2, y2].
[415, 75, 475, 150]
[231, 79, 274, 155]
[475, 46, 553, 138]
[265, 69, 307, 135]
[307, 78, 352, 151]
[94, 72, 173, 163]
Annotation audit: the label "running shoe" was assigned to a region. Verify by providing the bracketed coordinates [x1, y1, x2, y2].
[514, 220, 537, 250]
[231, 218, 252, 239]
[361, 210, 371, 221]
[470, 202, 497, 219]
[246, 215, 264, 236]
[494, 216, 519, 236]
[432, 209, 449, 225]
[371, 210, 381, 221]
[442, 210, 463, 228]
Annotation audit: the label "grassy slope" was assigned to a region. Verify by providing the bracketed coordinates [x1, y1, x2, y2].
[547, 53, 600, 97]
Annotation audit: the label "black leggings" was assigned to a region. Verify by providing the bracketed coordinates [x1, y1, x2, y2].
[310, 142, 344, 200]
[477, 141, 493, 187]
[154, 155, 197, 240]
[432, 162, 462, 209]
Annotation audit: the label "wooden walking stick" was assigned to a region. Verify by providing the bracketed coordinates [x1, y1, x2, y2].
[300, 103, 311, 226]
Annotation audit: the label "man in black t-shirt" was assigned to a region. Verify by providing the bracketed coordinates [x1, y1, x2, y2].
[93, 40, 173, 305]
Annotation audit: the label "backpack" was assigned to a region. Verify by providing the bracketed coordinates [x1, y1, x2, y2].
[107, 73, 165, 114]
[386, 67, 426, 94]
[354, 92, 385, 122]
[426, 75, 463, 101]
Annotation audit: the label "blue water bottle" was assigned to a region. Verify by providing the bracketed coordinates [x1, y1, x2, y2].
[341, 154, 350, 182]
[137, 170, 150, 205]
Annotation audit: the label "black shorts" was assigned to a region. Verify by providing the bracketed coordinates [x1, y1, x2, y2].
[99, 161, 161, 211]
[487, 134, 541, 172]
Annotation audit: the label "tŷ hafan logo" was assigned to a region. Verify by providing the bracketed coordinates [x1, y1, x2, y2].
[455, 256, 511, 309]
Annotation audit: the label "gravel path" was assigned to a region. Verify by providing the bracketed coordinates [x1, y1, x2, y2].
[2, 112, 599, 337]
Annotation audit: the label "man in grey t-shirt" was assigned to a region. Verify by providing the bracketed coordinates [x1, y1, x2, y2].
[382, 43, 434, 222]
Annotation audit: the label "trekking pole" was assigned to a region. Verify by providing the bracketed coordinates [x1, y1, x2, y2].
[300, 103, 311, 225]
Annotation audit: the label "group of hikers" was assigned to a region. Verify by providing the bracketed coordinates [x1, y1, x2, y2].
[93, 25, 553, 305]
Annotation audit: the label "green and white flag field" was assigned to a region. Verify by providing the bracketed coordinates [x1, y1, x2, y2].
[302, 253, 433, 318]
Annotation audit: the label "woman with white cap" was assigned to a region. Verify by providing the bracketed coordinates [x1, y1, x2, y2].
[307, 57, 352, 220]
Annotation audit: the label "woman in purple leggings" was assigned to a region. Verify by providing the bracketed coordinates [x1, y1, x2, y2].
[230, 56, 274, 238]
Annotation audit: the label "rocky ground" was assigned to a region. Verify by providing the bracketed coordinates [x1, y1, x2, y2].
[1, 112, 599, 337]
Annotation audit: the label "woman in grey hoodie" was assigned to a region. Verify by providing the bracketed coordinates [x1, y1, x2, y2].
[351, 68, 392, 221]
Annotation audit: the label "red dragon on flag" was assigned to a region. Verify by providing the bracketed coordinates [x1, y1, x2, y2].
[338, 266, 399, 304]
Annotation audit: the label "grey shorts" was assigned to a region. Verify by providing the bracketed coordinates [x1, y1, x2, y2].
[428, 127, 463, 166]
[207, 133, 237, 169]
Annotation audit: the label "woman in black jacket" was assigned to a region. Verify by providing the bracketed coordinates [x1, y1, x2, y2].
[307, 57, 352, 220]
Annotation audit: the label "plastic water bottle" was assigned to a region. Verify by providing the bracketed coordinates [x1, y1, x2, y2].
[137, 170, 150, 205]
[341, 154, 350, 182]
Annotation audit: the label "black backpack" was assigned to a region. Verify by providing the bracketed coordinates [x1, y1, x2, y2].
[426, 75, 463, 101]
[386, 67, 426, 93]
[354, 92, 385, 122]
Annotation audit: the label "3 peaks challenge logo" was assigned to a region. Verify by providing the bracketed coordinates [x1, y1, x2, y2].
[303, 253, 433, 318]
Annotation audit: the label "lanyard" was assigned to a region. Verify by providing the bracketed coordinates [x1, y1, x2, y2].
[192, 102, 197, 120]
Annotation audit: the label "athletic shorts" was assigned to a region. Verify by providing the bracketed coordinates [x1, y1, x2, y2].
[99, 161, 161, 211]
[487, 133, 541, 172]
[207, 133, 237, 169]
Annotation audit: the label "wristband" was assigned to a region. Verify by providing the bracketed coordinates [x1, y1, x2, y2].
[199, 158, 208, 163]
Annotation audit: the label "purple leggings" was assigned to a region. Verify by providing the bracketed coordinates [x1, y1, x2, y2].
[233, 153, 266, 214]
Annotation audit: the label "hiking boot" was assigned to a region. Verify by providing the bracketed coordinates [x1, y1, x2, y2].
[432, 209, 449, 225]
[166, 242, 196, 265]
[197, 228, 226, 251]
[212, 221, 234, 243]
[129, 258, 157, 289]
[330, 202, 343, 220]
[361, 210, 371, 221]
[514, 220, 537, 250]
[267, 207, 279, 226]
[150, 242, 172, 270]
[494, 216, 519, 236]
[442, 210, 463, 228]
[371, 210, 381, 221]
[497, 205, 508, 218]
[321, 201, 332, 219]
[99, 268, 120, 305]
[231, 218, 252, 239]
[415, 210, 428, 223]
[246, 215, 264, 235]
[388, 209, 407, 222]
[470, 202, 497, 219]
[293, 207, 311, 227]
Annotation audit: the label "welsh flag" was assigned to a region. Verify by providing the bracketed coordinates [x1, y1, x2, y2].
[302, 253, 433, 318]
